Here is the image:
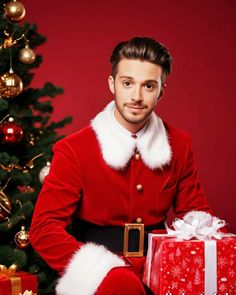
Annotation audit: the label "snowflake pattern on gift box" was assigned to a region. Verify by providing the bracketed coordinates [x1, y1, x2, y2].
[170, 265, 182, 278]
[218, 256, 228, 267]
[187, 280, 193, 291]
[145, 236, 236, 295]
[168, 252, 174, 262]
[171, 281, 178, 289]
[182, 259, 187, 269]
[229, 269, 235, 277]
[193, 256, 203, 267]
[219, 283, 227, 292]
[185, 241, 192, 248]
[194, 268, 201, 285]
[175, 247, 181, 256]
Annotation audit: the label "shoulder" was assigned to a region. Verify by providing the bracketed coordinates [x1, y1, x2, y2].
[53, 125, 96, 152]
[164, 121, 190, 140]
[163, 121, 192, 154]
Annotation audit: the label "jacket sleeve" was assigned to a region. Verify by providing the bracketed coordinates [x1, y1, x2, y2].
[173, 134, 213, 218]
[30, 139, 84, 273]
[30, 139, 126, 295]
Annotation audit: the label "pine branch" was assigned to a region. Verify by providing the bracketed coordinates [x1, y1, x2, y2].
[0, 246, 27, 268]
[0, 201, 34, 232]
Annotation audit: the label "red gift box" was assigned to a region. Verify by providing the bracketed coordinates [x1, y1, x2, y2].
[143, 234, 236, 295]
[0, 270, 37, 295]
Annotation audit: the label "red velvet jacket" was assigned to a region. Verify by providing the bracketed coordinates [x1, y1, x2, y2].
[30, 102, 211, 277]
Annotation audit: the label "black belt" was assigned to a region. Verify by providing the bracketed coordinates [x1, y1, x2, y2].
[71, 219, 165, 257]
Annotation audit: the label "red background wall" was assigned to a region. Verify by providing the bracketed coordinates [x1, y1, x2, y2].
[23, 0, 236, 232]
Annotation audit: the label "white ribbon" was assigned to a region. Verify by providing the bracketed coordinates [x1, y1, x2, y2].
[205, 240, 217, 294]
[165, 211, 226, 240]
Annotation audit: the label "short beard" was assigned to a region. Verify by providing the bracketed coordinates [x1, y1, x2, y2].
[117, 103, 153, 125]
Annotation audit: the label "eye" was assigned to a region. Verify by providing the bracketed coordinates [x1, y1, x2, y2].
[144, 83, 155, 91]
[122, 81, 132, 87]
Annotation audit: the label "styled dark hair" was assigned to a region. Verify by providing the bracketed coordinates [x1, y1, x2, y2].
[110, 36, 172, 82]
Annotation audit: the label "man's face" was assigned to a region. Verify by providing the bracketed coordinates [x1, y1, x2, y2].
[108, 58, 163, 133]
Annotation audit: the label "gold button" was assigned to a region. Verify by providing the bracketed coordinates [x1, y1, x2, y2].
[136, 184, 143, 192]
[136, 217, 143, 223]
[135, 153, 140, 160]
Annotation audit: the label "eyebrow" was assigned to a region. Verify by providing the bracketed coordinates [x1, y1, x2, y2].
[118, 76, 159, 84]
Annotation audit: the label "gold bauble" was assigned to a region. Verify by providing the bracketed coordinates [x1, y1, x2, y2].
[19, 45, 36, 64]
[4, 0, 26, 22]
[0, 70, 23, 99]
[14, 226, 30, 249]
[0, 190, 12, 220]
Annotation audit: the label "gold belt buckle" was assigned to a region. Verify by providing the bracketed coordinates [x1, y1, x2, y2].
[123, 223, 144, 257]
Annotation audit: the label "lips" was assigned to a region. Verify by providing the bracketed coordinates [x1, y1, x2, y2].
[125, 104, 146, 110]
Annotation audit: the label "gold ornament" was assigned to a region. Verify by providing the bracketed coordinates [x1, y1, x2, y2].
[19, 45, 36, 64]
[0, 31, 25, 50]
[14, 226, 30, 249]
[0, 69, 23, 99]
[4, 0, 26, 22]
[0, 190, 12, 220]
[0, 153, 44, 173]
[0, 36, 17, 49]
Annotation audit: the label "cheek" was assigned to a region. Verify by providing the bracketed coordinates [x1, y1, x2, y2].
[145, 92, 159, 106]
[151, 98, 158, 109]
[115, 86, 131, 100]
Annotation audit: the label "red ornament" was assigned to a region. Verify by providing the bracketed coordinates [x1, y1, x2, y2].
[0, 119, 24, 143]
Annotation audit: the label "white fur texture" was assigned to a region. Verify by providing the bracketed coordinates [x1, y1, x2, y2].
[56, 243, 126, 295]
[91, 101, 172, 170]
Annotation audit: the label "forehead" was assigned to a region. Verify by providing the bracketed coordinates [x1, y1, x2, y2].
[116, 58, 162, 81]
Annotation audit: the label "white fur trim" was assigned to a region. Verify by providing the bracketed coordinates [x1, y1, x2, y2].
[56, 243, 126, 295]
[91, 101, 172, 170]
[91, 102, 135, 170]
[136, 113, 172, 169]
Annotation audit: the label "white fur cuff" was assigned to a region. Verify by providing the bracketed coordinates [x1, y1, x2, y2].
[56, 243, 126, 295]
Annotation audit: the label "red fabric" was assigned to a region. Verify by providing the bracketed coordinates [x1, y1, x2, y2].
[143, 236, 236, 295]
[95, 267, 146, 295]
[30, 122, 212, 273]
[0, 271, 37, 295]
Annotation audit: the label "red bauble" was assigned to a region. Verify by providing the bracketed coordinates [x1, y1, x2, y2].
[0, 121, 24, 143]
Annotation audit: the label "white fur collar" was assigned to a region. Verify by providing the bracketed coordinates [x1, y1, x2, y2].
[91, 101, 172, 170]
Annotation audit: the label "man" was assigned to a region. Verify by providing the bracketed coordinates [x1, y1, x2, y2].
[30, 37, 211, 295]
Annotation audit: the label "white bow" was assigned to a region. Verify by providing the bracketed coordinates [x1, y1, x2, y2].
[166, 211, 226, 240]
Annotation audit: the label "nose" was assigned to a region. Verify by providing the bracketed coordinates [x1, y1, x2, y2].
[132, 85, 142, 102]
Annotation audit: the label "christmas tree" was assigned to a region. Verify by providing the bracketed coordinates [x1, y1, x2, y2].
[0, 1, 72, 294]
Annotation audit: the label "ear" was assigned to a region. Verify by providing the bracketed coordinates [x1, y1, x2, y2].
[108, 75, 115, 95]
[157, 83, 167, 101]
